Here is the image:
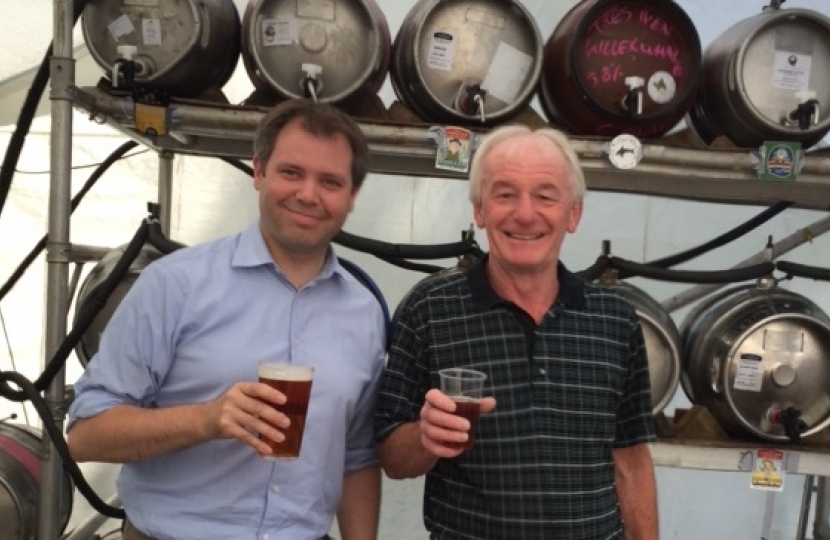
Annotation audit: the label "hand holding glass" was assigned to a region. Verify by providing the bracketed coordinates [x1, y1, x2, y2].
[438, 368, 487, 451]
[258, 362, 314, 460]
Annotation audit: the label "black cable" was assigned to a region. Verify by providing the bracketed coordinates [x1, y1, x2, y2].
[220, 156, 253, 176]
[618, 201, 792, 277]
[0, 141, 139, 303]
[373, 255, 445, 274]
[610, 258, 775, 284]
[576, 255, 612, 282]
[0, 371, 124, 519]
[334, 230, 479, 260]
[146, 219, 186, 254]
[0, 219, 150, 401]
[0, 0, 89, 218]
[776, 261, 830, 282]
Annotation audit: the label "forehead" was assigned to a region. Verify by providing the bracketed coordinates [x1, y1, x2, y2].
[483, 135, 572, 189]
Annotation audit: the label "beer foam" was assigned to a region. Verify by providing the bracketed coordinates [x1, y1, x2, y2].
[258, 363, 313, 381]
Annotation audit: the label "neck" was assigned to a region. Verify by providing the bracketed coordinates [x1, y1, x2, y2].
[264, 240, 329, 290]
[487, 260, 559, 324]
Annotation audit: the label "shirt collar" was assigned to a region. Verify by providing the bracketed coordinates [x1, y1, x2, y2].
[232, 221, 342, 281]
[467, 254, 587, 312]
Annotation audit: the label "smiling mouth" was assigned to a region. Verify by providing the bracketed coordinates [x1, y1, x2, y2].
[506, 232, 544, 241]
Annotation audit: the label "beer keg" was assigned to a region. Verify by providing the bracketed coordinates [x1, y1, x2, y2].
[391, 0, 543, 125]
[602, 280, 681, 415]
[241, 0, 391, 103]
[0, 423, 73, 540]
[81, 0, 241, 98]
[681, 282, 830, 442]
[687, 6, 830, 149]
[74, 245, 163, 366]
[539, 0, 701, 138]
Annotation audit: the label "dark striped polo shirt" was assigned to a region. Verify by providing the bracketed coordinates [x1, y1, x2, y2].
[375, 257, 655, 540]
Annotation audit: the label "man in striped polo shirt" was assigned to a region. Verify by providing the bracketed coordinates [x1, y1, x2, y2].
[374, 125, 658, 539]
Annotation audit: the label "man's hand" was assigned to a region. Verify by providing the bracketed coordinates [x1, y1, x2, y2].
[204, 381, 291, 457]
[419, 388, 496, 458]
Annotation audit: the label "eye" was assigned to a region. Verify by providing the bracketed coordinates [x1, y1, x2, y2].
[279, 167, 301, 179]
[321, 176, 345, 190]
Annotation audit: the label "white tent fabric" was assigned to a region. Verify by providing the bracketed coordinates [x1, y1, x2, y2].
[2, 1, 830, 538]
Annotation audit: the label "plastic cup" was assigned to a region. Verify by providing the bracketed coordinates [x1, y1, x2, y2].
[438, 368, 487, 450]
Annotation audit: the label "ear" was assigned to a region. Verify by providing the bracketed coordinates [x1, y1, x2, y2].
[473, 202, 486, 229]
[252, 156, 263, 191]
[567, 200, 583, 233]
[348, 185, 360, 212]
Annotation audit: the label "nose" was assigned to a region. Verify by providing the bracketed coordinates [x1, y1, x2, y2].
[295, 178, 318, 204]
[512, 193, 535, 222]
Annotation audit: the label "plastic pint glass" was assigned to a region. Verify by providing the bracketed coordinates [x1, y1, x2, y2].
[258, 362, 314, 459]
[438, 367, 486, 451]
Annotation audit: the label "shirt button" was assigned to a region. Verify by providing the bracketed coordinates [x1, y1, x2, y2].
[263, 535, 270, 540]
[539, 368, 546, 375]
[271, 485, 280, 494]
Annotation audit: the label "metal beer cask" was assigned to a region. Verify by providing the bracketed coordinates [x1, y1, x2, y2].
[390, 0, 543, 125]
[74, 245, 163, 366]
[241, 0, 391, 103]
[681, 283, 830, 442]
[603, 281, 681, 415]
[0, 423, 73, 540]
[687, 6, 830, 149]
[81, 0, 241, 98]
[539, 0, 701, 138]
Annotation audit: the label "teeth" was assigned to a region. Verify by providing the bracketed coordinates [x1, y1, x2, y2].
[507, 233, 541, 240]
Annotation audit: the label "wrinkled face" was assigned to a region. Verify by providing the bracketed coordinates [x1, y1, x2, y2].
[473, 135, 582, 276]
[253, 119, 357, 263]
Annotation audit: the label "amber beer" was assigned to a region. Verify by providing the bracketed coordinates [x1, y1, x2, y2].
[258, 362, 314, 460]
[448, 397, 482, 450]
[438, 367, 487, 451]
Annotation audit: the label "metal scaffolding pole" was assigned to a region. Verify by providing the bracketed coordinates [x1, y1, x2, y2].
[40, 0, 75, 538]
[157, 150, 174, 236]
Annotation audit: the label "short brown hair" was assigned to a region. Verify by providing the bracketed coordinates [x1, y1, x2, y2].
[253, 100, 370, 190]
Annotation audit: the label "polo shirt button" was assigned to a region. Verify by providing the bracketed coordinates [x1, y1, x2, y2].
[271, 485, 280, 494]
[263, 535, 270, 540]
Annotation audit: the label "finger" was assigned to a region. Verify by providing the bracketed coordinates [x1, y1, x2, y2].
[239, 381, 287, 406]
[425, 388, 457, 412]
[420, 431, 466, 459]
[422, 402, 468, 431]
[480, 397, 497, 414]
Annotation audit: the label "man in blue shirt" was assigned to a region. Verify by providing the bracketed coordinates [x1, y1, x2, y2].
[67, 100, 386, 540]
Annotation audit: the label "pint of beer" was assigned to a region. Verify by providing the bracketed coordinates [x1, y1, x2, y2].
[438, 368, 486, 451]
[258, 362, 314, 460]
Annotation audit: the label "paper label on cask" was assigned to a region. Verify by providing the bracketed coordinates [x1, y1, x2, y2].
[734, 353, 763, 392]
[262, 19, 297, 46]
[482, 42, 532, 104]
[427, 30, 456, 71]
[773, 51, 811, 91]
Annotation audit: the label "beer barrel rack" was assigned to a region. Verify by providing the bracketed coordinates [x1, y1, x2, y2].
[63, 83, 830, 539]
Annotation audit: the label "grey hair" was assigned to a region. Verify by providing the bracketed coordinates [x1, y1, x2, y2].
[468, 125, 586, 204]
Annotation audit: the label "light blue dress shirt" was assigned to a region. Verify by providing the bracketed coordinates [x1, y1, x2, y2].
[67, 221, 386, 540]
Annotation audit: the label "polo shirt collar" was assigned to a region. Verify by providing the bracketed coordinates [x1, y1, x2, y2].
[467, 254, 587, 312]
